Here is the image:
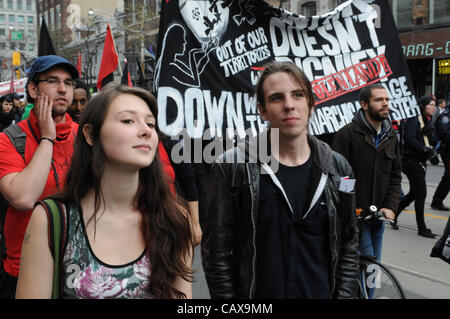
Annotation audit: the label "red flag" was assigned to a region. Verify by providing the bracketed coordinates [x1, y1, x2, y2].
[97, 24, 118, 90]
[76, 51, 82, 78]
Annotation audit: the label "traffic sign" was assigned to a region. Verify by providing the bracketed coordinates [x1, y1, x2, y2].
[12, 52, 21, 66]
[10, 31, 23, 41]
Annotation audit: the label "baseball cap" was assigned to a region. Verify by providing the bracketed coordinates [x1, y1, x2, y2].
[27, 55, 79, 84]
[11, 92, 24, 100]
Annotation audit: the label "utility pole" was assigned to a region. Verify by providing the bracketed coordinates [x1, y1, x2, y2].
[141, 2, 145, 82]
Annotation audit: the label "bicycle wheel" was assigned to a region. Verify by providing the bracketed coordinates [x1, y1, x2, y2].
[360, 257, 406, 299]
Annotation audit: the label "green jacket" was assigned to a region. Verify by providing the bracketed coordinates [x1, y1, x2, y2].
[21, 103, 34, 120]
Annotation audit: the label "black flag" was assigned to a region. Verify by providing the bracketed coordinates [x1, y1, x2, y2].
[38, 18, 56, 56]
[136, 57, 145, 88]
[121, 59, 132, 87]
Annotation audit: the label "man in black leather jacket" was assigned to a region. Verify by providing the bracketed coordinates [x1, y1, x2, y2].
[201, 61, 359, 299]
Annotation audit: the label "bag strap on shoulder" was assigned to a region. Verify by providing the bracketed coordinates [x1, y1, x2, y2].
[3, 124, 26, 161]
[38, 198, 67, 299]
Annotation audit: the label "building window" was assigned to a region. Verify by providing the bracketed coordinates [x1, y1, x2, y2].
[29, 43, 34, 51]
[19, 43, 25, 50]
[17, 0, 23, 10]
[27, 0, 32, 11]
[0, 42, 6, 50]
[10, 42, 15, 50]
[132, 0, 137, 24]
[333, 0, 348, 8]
[28, 16, 34, 24]
[302, 1, 317, 16]
[18, 15, 25, 23]
[9, 15, 15, 23]
[156, 0, 161, 14]
[56, 4, 61, 30]
[0, 28, 4, 36]
[392, 0, 449, 28]
[0, 14, 5, 24]
[433, 0, 450, 24]
[49, 8, 54, 30]
[28, 29, 33, 36]
[0, 1, 3, 9]
[393, 0, 414, 28]
[7, 0, 13, 10]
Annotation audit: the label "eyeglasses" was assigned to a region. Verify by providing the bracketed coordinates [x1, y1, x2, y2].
[37, 77, 76, 89]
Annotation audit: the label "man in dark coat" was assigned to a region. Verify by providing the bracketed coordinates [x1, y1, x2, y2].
[202, 61, 359, 299]
[332, 83, 402, 264]
[431, 102, 450, 211]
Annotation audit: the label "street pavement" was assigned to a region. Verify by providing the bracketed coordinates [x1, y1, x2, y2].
[382, 163, 450, 299]
[191, 163, 450, 299]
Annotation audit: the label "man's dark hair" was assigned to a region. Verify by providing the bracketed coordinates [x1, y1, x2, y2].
[359, 83, 386, 104]
[255, 61, 315, 110]
[74, 79, 90, 99]
[25, 72, 39, 104]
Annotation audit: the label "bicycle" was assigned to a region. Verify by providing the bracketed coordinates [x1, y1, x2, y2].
[356, 205, 406, 299]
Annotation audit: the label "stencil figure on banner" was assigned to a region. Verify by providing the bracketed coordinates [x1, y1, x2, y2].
[154, 23, 218, 90]
[0, 55, 79, 299]
[16, 83, 194, 299]
[154, 0, 232, 91]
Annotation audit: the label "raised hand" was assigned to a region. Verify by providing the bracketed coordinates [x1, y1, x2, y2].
[35, 93, 56, 141]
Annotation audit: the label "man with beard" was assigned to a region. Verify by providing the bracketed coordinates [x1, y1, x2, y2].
[332, 83, 401, 265]
[0, 55, 79, 298]
[68, 79, 90, 123]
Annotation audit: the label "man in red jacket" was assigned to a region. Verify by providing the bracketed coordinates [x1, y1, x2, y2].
[0, 55, 79, 298]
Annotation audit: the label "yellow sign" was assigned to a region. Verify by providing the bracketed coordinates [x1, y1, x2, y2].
[12, 51, 20, 66]
[16, 70, 20, 79]
[439, 59, 450, 75]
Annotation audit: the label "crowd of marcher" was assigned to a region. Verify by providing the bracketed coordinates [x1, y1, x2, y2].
[0, 55, 448, 300]
[0, 93, 23, 133]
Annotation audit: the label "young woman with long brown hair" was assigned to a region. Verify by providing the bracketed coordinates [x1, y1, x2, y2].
[16, 83, 193, 299]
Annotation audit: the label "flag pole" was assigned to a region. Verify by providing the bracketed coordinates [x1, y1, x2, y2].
[108, 19, 122, 76]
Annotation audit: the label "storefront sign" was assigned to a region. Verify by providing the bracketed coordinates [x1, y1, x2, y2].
[399, 29, 450, 59]
[439, 59, 450, 75]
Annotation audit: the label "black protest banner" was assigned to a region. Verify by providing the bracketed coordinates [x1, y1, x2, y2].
[154, 0, 418, 139]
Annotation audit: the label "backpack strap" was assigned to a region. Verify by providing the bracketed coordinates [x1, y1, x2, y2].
[38, 199, 67, 299]
[3, 124, 26, 162]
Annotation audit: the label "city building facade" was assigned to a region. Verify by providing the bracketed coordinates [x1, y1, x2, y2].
[4, 0, 447, 102]
[0, 0, 38, 82]
[391, 0, 450, 102]
[36, 0, 125, 91]
[122, 0, 161, 91]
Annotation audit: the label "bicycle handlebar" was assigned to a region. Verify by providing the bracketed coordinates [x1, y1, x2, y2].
[361, 205, 394, 223]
